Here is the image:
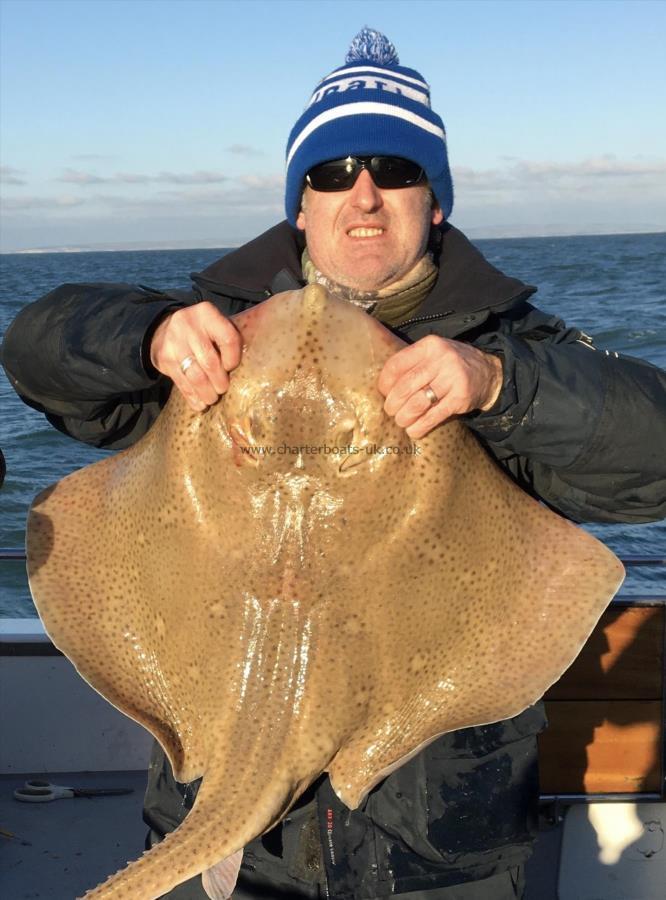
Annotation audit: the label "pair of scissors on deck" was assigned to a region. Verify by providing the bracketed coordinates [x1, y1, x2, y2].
[14, 779, 134, 803]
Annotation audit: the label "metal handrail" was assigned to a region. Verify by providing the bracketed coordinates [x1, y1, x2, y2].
[621, 556, 666, 565]
[0, 548, 26, 560]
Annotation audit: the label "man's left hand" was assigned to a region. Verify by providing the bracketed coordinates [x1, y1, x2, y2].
[377, 335, 503, 439]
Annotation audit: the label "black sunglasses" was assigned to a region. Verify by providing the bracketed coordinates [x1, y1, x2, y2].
[306, 156, 425, 192]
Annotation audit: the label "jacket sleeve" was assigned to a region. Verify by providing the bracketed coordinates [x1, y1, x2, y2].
[1, 282, 211, 450]
[465, 303, 666, 524]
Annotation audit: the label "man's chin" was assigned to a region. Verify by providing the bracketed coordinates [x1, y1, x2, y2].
[336, 260, 401, 293]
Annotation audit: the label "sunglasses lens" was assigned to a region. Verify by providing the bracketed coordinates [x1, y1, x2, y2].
[371, 157, 424, 187]
[307, 158, 359, 191]
[307, 157, 424, 191]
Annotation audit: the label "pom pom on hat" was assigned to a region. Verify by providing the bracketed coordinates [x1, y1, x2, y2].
[345, 27, 399, 66]
[285, 28, 453, 226]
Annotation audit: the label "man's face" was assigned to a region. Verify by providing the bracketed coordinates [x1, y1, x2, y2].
[296, 168, 444, 292]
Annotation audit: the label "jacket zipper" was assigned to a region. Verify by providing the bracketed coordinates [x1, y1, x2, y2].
[399, 287, 536, 331]
[398, 310, 454, 329]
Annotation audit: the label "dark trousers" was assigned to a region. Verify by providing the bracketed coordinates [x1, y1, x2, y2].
[152, 840, 525, 900]
[229, 864, 525, 899]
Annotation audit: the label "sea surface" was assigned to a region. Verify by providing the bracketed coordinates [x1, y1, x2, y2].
[1, 232, 665, 617]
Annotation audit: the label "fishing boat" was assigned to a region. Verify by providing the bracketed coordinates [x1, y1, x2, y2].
[1, 551, 664, 900]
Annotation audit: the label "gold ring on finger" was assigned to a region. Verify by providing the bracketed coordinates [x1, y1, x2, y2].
[424, 385, 439, 406]
[180, 355, 195, 374]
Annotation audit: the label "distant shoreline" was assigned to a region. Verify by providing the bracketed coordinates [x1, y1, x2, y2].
[1, 243, 243, 256]
[2, 228, 664, 255]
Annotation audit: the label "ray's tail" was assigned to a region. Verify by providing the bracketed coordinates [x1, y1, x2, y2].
[81, 768, 297, 899]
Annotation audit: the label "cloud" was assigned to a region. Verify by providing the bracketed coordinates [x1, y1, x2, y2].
[58, 169, 109, 185]
[3, 195, 85, 211]
[91, 181, 284, 214]
[1, 165, 27, 186]
[449, 155, 666, 237]
[238, 174, 285, 190]
[226, 144, 264, 157]
[151, 171, 230, 185]
[508, 155, 666, 180]
[57, 169, 229, 185]
[454, 155, 666, 197]
[7, 169, 285, 221]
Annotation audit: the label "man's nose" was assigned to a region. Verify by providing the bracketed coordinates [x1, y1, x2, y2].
[349, 169, 383, 212]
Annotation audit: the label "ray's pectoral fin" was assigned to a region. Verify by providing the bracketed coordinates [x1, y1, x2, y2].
[201, 850, 244, 900]
[327, 715, 441, 810]
[325, 513, 626, 814]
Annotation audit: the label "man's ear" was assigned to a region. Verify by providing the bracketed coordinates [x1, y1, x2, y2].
[431, 204, 444, 227]
[296, 210, 306, 231]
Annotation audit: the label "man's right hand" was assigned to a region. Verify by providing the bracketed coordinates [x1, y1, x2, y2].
[149, 302, 242, 411]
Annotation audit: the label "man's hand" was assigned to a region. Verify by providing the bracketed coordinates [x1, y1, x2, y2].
[377, 335, 503, 439]
[149, 302, 242, 411]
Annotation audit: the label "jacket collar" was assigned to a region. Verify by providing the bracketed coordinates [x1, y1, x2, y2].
[192, 222, 305, 302]
[192, 220, 535, 317]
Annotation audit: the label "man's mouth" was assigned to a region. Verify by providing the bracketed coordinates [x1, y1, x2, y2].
[347, 227, 385, 238]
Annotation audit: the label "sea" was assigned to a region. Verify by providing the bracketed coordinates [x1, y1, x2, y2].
[1, 231, 665, 617]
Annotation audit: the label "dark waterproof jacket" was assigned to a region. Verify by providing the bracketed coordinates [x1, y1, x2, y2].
[3, 222, 666, 898]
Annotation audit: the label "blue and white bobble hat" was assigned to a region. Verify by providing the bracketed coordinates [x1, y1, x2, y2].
[285, 27, 453, 226]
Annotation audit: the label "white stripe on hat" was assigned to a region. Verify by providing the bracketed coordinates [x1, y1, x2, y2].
[317, 65, 429, 91]
[287, 102, 446, 168]
[308, 75, 430, 109]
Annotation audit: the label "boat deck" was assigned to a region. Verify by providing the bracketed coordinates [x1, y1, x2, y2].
[0, 770, 560, 899]
[1, 771, 147, 899]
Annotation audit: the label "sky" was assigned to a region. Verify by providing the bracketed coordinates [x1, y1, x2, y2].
[1, 0, 665, 251]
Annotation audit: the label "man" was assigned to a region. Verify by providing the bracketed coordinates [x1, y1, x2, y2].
[3, 28, 666, 900]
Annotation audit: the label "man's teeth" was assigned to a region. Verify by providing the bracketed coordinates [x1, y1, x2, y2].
[348, 227, 384, 237]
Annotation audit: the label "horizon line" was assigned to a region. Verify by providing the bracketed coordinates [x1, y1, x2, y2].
[3, 226, 665, 255]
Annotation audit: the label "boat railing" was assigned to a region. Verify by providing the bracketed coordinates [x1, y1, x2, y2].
[0, 548, 27, 560]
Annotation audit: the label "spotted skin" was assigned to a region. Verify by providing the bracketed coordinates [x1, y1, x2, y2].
[26, 285, 624, 898]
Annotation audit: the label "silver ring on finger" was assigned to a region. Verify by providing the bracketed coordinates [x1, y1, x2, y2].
[180, 355, 195, 374]
[423, 385, 439, 406]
